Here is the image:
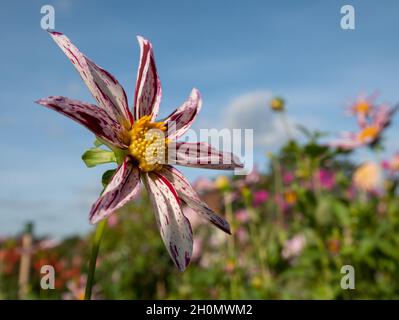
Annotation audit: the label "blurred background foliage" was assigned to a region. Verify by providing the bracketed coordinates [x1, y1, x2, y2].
[2, 121, 399, 299]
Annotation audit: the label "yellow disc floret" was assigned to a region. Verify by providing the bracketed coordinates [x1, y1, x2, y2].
[358, 125, 379, 143]
[128, 115, 167, 172]
[354, 101, 371, 114]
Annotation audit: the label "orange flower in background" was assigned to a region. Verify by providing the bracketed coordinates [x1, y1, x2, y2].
[284, 190, 297, 205]
[353, 162, 382, 192]
[327, 238, 340, 255]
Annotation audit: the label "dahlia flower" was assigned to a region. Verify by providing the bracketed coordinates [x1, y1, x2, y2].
[36, 32, 243, 271]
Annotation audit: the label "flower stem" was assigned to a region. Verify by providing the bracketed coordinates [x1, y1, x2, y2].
[84, 219, 107, 300]
[279, 112, 294, 141]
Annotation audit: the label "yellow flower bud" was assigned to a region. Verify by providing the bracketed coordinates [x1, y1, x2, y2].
[270, 97, 285, 112]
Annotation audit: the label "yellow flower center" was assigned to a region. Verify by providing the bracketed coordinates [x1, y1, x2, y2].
[358, 126, 379, 143]
[354, 101, 370, 114]
[127, 115, 167, 172]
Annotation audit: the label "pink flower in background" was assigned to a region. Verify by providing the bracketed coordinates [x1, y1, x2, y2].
[382, 153, 399, 172]
[389, 154, 399, 171]
[252, 190, 269, 207]
[274, 194, 288, 212]
[107, 214, 118, 228]
[191, 238, 203, 261]
[192, 177, 215, 194]
[329, 103, 397, 150]
[283, 171, 295, 185]
[346, 93, 378, 125]
[282, 234, 306, 260]
[235, 209, 250, 223]
[245, 166, 261, 185]
[317, 169, 336, 190]
[36, 32, 243, 271]
[235, 166, 261, 188]
[236, 227, 249, 243]
[62, 275, 100, 300]
[346, 185, 356, 200]
[381, 160, 391, 171]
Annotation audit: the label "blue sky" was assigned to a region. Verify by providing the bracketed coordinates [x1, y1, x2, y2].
[1, 0, 399, 237]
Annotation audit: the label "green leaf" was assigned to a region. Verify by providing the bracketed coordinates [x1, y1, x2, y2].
[82, 147, 116, 168]
[102, 169, 117, 187]
[314, 195, 333, 226]
[304, 143, 328, 159]
[93, 138, 104, 147]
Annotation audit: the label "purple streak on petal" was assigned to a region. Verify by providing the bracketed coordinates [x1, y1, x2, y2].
[164, 89, 202, 141]
[49, 32, 133, 127]
[89, 159, 141, 224]
[168, 142, 244, 170]
[133, 36, 162, 121]
[142, 172, 193, 271]
[160, 166, 231, 234]
[35, 96, 127, 148]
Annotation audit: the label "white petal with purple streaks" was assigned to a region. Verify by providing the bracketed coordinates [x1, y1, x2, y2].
[168, 142, 244, 170]
[160, 166, 231, 234]
[89, 159, 141, 224]
[133, 36, 161, 121]
[142, 172, 193, 271]
[35, 96, 127, 148]
[49, 32, 132, 127]
[164, 88, 202, 140]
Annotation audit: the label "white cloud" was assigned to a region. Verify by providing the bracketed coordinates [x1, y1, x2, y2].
[221, 90, 293, 148]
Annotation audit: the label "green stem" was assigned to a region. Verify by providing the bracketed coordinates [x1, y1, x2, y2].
[84, 219, 107, 300]
[272, 156, 284, 225]
[279, 112, 293, 141]
[224, 192, 239, 299]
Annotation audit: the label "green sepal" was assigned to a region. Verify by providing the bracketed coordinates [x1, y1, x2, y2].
[82, 147, 116, 168]
[113, 148, 128, 165]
